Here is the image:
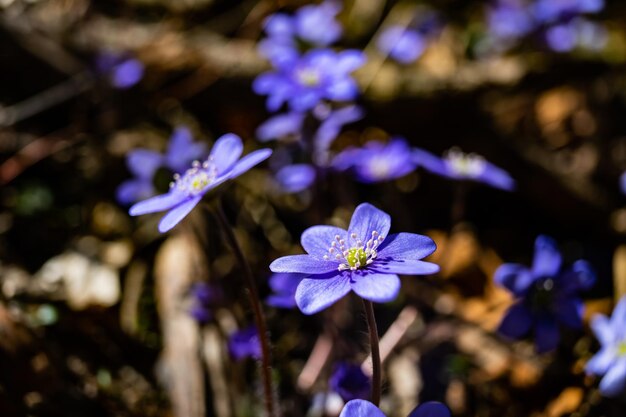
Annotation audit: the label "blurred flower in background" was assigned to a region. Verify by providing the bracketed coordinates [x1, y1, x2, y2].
[188, 282, 219, 323]
[329, 362, 371, 402]
[96, 52, 145, 89]
[377, 11, 441, 64]
[339, 399, 451, 417]
[228, 326, 262, 361]
[495, 235, 596, 352]
[266, 273, 305, 308]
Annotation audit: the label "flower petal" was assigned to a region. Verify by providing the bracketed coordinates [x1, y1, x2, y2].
[476, 161, 515, 191]
[371, 259, 439, 275]
[275, 164, 316, 193]
[498, 303, 532, 339]
[229, 149, 273, 179]
[535, 317, 560, 353]
[558, 260, 596, 294]
[494, 264, 535, 296]
[158, 195, 202, 233]
[348, 203, 391, 242]
[129, 192, 187, 216]
[350, 272, 400, 303]
[301, 225, 348, 258]
[585, 347, 616, 376]
[591, 314, 614, 346]
[377, 233, 437, 261]
[408, 401, 451, 417]
[270, 255, 339, 274]
[611, 296, 626, 334]
[412, 147, 450, 178]
[256, 112, 305, 142]
[116, 179, 155, 205]
[210, 133, 244, 174]
[532, 235, 562, 277]
[599, 357, 626, 397]
[296, 275, 351, 314]
[127, 149, 163, 178]
[339, 400, 386, 417]
[554, 297, 583, 329]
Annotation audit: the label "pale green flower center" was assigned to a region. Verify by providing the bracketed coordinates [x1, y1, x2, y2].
[297, 68, 321, 87]
[323, 231, 385, 271]
[170, 158, 218, 196]
[617, 342, 626, 356]
[445, 148, 485, 178]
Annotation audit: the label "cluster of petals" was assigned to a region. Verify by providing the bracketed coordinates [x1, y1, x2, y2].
[270, 203, 439, 314]
[340, 399, 450, 417]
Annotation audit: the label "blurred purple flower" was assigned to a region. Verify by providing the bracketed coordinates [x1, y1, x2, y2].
[257, 112, 306, 142]
[545, 18, 607, 51]
[96, 52, 144, 89]
[495, 235, 596, 352]
[586, 296, 626, 397]
[339, 399, 450, 417]
[533, 0, 604, 24]
[487, 0, 536, 40]
[332, 138, 417, 183]
[188, 282, 219, 323]
[330, 362, 371, 402]
[412, 147, 515, 191]
[621, 172, 626, 194]
[313, 105, 364, 159]
[253, 49, 365, 112]
[129, 134, 271, 232]
[228, 326, 262, 361]
[275, 164, 317, 193]
[266, 273, 306, 308]
[377, 27, 427, 64]
[117, 127, 208, 205]
[270, 203, 439, 315]
[294, 1, 343, 46]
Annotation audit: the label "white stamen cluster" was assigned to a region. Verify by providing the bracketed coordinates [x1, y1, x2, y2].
[444, 148, 486, 178]
[169, 157, 218, 196]
[322, 230, 385, 271]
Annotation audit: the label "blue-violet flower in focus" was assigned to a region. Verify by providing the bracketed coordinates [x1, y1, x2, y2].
[330, 362, 371, 402]
[129, 134, 271, 232]
[339, 399, 451, 417]
[495, 235, 596, 352]
[585, 296, 626, 397]
[412, 147, 515, 191]
[228, 326, 262, 361]
[270, 203, 439, 314]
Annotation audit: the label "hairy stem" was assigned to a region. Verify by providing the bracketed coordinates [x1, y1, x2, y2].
[214, 201, 275, 417]
[362, 299, 381, 406]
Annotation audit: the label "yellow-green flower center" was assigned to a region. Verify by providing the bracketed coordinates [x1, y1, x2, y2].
[297, 68, 321, 87]
[617, 342, 626, 356]
[346, 248, 368, 269]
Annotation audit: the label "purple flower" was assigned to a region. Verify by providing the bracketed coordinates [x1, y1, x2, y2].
[188, 282, 219, 323]
[412, 147, 515, 191]
[228, 326, 262, 361]
[117, 127, 208, 205]
[275, 164, 317, 193]
[96, 52, 144, 89]
[257, 112, 307, 143]
[487, 0, 536, 40]
[269, 203, 439, 315]
[586, 296, 626, 397]
[377, 27, 427, 64]
[621, 172, 626, 194]
[129, 134, 272, 232]
[545, 18, 607, 52]
[339, 399, 450, 417]
[294, 1, 343, 46]
[313, 105, 364, 160]
[533, 0, 604, 24]
[330, 362, 371, 402]
[253, 49, 365, 112]
[495, 235, 596, 352]
[332, 138, 417, 183]
[266, 273, 306, 308]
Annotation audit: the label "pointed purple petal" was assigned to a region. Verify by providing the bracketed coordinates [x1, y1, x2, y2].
[585, 347, 616, 376]
[408, 401, 451, 417]
[351, 272, 400, 303]
[296, 275, 351, 314]
[210, 134, 244, 174]
[377, 233, 437, 261]
[412, 148, 450, 178]
[371, 259, 439, 275]
[129, 192, 187, 216]
[348, 203, 391, 243]
[301, 225, 348, 258]
[476, 161, 515, 191]
[494, 264, 535, 296]
[270, 255, 339, 274]
[532, 235, 562, 277]
[229, 149, 272, 179]
[610, 296, 626, 332]
[498, 303, 532, 339]
[591, 314, 614, 346]
[339, 399, 386, 417]
[157, 195, 202, 233]
[599, 357, 626, 397]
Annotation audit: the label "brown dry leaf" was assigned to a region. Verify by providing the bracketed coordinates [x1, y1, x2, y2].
[431, 227, 481, 278]
[583, 298, 613, 324]
[154, 234, 205, 417]
[544, 387, 584, 417]
[509, 357, 542, 388]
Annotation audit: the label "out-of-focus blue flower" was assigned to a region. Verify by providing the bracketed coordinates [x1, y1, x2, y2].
[412, 147, 515, 191]
[117, 127, 208, 205]
[533, 0, 604, 24]
[228, 326, 262, 361]
[266, 273, 306, 308]
[257, 112, 306, 143]
[495, 235, 596, 352]
[586, 296, 626, 397]
[270, 203, 439, 315]
[339, 399, 451, 417]
[294, 1, 343, 46]
[377, 27, 427, 64]
[275, 164, 317, 193]
[329, 362, 371, 402]
[313, 105, 364, 160]
[188, 282, 219, 323]
[332, 138, 417, 183]
[129, 134, 271, 232]
[253, 49, 366, 112]
[620, 172, 626, 194]
[545, 18, 607, 51]
[96, 52, 145, 89]
[487, 0, 535, 40]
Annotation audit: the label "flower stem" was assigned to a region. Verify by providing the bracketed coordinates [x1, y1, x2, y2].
[214, 201, 275, 417]
[362, 299, 381, 406]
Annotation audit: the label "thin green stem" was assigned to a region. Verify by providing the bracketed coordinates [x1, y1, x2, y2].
[362, 299, 381, 406]
[214, 202, 275, 417]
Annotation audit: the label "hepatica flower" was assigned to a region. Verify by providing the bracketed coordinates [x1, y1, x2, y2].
[586, 296, 626, 397]
[266, 272, 305, 308]
[253, 49, 365, 112]
[495, 235, 595, 352]
[228, 326, 262, 361]
[129, 134, 271, 232]
[270, 203, 439, 314]
[412, 147, 515, 191]
[487, 0, 535, 40]
[330, 362, 371, 402]
[96, 52, 145, 89]
[339, 399, 450, 417]
[332, 138, 417, 183]
[117, 127, 208, 204]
